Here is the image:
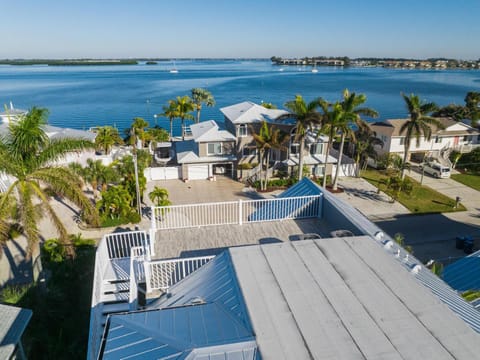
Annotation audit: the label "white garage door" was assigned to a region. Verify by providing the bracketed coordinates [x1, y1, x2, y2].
[188, 164, 209, 180]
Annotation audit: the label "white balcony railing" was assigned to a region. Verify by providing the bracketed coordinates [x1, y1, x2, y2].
[104, 230, 149, 259]
[151, 195, 322, 231]
[129, 246, 147, 311]
[146, 256, 215, 292]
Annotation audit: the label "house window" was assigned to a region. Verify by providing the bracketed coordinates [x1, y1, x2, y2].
[435, 136, 442, 143]
[207, 142, 222, 155]
[290, 143, 300, 155]
[314, 165, 325, 176]
[238, 124, 248, 137]
[399, 137, 405, 145]
[243, 147, 257, 157]
[463, 135, 469, 142]
[310, 143, 324, 155]
[381, 135, 388, 143]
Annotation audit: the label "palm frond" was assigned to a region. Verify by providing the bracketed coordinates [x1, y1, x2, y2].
[35, 138, 95, 166]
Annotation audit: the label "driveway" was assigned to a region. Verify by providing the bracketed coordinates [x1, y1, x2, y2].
[407, 166, 480, 211]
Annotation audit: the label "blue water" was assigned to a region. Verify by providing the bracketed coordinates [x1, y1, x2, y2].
[1, 59, 479, 136]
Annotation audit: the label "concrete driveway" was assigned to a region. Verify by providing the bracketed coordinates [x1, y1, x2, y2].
[407, 166, 480, 211]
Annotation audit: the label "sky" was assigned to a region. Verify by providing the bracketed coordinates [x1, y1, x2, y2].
[1, 0, 479, 60]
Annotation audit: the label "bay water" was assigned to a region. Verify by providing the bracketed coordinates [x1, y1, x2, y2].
[1, 59, 479, 136]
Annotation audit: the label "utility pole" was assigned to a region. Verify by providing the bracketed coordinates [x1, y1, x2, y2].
[131, 128, 142, 217]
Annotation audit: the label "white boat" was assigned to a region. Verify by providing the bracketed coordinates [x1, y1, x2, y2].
[311, 63, 318, 73]
[169, 60, 178, 73]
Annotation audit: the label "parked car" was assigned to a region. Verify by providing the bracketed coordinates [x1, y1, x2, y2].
[419, 161, 451, 178]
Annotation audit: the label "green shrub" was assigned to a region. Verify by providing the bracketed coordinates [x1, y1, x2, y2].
[43, 238, 66, 263]
[0, 284, 33, 305]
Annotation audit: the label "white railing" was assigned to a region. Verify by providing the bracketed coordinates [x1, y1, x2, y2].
[146, 256, 214, 292]
[129, 246, 147, 311]
[453, 143, 480, 153]
[151, 195, 322, 230]
[104, 230, 148, 259]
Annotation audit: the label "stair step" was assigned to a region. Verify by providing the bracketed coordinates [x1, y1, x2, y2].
[104, 278, 130, 285]
[101, 292, 129, 303]
[103, 282, 130, 294]
[101, 302, 129, 315]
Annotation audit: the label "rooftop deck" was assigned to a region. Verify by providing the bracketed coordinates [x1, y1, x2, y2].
[153, 218, 352, 259]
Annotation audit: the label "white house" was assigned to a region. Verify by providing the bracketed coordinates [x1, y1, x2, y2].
[371, 118, 480, 162]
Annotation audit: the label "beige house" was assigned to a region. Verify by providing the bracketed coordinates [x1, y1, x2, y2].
[370, 118, 480, 162]
[175, 120, 236, 180]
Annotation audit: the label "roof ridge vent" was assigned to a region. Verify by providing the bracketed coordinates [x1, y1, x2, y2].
[411, 264, 422, 274]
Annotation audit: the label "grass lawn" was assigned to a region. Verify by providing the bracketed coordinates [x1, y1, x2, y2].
[361, 169, 466, 214]
[451, 173, 480, 191]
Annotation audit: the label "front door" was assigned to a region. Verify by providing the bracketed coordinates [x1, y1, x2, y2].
[453, 136, 459, 146]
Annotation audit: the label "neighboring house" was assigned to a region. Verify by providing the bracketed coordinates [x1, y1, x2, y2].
[220, 101, 338, 179]
[0, 103, 28, 123]
[0, 304, 32, 360]
[88, 178, 480, 359]
[370, 118, 480, 162]
[175, 120, 237, 180]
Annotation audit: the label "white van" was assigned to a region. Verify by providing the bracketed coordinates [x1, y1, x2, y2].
[420, 161, 451, 178]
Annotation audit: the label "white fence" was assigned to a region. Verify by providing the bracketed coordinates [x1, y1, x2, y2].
[145, 256, 215, 292]
[104, 231, 149, 259]
[151, 195, 322, 230]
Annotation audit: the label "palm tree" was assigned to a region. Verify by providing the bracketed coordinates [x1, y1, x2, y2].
[94, 126, 123, 155]
[400, 93, 442, 179]
[173, 96, 194, 140]
[158, 100, 178, 140]
[191, 88, 216, 123]
[148, 186, 172, 207]
[464, 91, 480, 127]
[353, 127, 383, 174]
[332, 90, 378, 190]
[129, 117, 149, 148]
[282, 95, 322, 180]
[318, 101, 344, 188]
[0, 107, 99, 258]
[250, 121, 288, 190]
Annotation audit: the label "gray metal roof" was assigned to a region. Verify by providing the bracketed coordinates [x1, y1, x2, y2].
[231, 239, 480, 359]
[102, 303, 256, 360]
[443, 249, 480, 291]
[0, 304, 32, 359]
[190, 120, 236, 142]
[220, 101, 292, 125]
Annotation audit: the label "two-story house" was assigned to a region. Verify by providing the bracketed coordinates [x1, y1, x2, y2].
[370, 117, 480, 162]
[175, 120, 236, 180]
[220, 101, 339, 179]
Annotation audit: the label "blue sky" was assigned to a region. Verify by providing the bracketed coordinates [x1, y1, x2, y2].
[2, 0, 479, 59]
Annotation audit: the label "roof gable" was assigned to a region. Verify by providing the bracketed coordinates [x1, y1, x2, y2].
[190, 120, 236, 142]
[220, 102, 291, 125]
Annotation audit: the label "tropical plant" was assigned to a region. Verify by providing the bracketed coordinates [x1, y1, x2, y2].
[399, 93, 442, 179]
[94, 126, 123, 155]
[148, 186, 172, 207]
[464, 91, 480, 127]
[158, 100, 178, 140]
[385, 176, 413, 202]
[353, 127, 383, 174]
[393, 232, 413, 254]
[191, 88, 216, 123]
[128, 117, 149, 148]
[250, 121, 289, 191]
[173, 96, 194, 140]
[97, 185, 133, 220]
[450, 151, 462, 169]
[332, 89, 378, 190]
[261, 102, 278, 109]
[146, 126, 169, 147]
[318, 100, 343, 187]
[282, 95, 322, 180]
[0, 107, 99, 258]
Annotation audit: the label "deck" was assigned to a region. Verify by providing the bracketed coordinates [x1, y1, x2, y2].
[153, 218, 343, 259]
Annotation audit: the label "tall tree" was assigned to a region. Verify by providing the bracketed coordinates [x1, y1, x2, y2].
[332, 90, 378, 190]
[0, 107, 99, 257]
[172, 96, 194, 140]
[191, 88, 216, 123]
[94, 126, 123, 155]
[158, 100, 178, 140]
[319, 101, 344, 188]
[148, 186, 172, 207]
[464, 91, 480, 127]
[282, 95, 322, 180]
[353, 127, 383, 174]
[250, 121, 288, 190]
[129, 117, 149, 148]
[400, 93, 442, 179]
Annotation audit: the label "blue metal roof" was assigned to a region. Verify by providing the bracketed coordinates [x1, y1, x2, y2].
[102, 303, 255, 360]
[151, 251, 252, 332]
[443, 250, 480, 291]
[278, 177, 323, 198]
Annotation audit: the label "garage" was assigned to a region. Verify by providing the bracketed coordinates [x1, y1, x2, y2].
[187, 164, 209, 180]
